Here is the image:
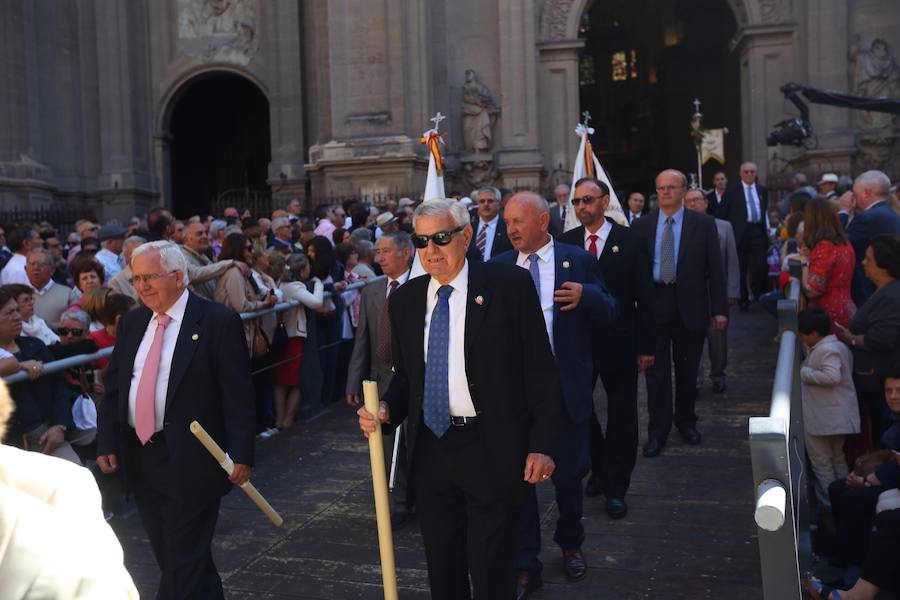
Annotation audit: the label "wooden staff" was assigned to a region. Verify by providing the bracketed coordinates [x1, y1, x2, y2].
[363, 380, 399, 600]
[189, 421, 284, 528]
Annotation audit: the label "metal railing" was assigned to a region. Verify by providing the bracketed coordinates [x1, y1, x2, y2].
[2, 276, 383, 385]
[748, 260, 811, 599]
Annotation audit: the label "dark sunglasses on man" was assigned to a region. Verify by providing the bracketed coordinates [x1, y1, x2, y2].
[57, 327, 84, 337]
[411, 225, 465, 249]
[571, 194, 606, 206]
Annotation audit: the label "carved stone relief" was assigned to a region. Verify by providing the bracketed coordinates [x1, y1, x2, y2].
[540, 0, 574, 41]
[461, 70, 500, 154]
[849, 35, 900, 170]
[177, 0, 258, 65]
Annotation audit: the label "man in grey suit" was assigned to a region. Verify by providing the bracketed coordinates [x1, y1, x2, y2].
[686, 189, 739, 393]
[346, 231, 414, 528]
[26, 248, 72, 331]
[549, 184, 570, 238]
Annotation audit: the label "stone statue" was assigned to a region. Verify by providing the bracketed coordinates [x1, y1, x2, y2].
[178, 0, 258, 64]
[462, 70, 500, 153]
[849, 35, 900, 129]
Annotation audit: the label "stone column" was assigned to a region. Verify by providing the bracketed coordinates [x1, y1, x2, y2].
[537, 39, 584, 191]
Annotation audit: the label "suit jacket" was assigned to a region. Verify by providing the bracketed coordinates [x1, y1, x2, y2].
[97, 292, 256, 505]
[33, 281, 72, 331]
[845, 202, 900, 307]
[549, 203, 566, 238]
[705, 190, 723, 217]
[466, 217, 513, 262]
[383, 261, 561, 492]
[346, 277, 394, 396]
[560, 220, 655, 364]
[714, 218, 741, 300]
[491, 241, 618, 423]
[716, 181, 769, 245]
[632, 208, 729, 331]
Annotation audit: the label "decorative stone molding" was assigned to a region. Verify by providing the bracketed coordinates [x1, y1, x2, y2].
[539, 0, 574, 42]
[177, 0, 259, 65]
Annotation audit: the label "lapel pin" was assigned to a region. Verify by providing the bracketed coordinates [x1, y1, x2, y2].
[562, 260, 570, 269]
[475, 295, 484, 305]
[192, 333, 199, 341]
[612, 245, 620, 253]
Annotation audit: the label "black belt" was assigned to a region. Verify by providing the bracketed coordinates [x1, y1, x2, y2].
[450, 415, 478, 427]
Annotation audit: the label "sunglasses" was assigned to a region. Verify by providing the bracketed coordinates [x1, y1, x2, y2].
[58, 327, 84, 336]
[411, 226, 465, 249]
[571, 195, 604, 206]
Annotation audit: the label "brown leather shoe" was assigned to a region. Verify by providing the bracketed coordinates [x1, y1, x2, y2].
[516, 570, 543, 600]
[562, 548, 587, 581]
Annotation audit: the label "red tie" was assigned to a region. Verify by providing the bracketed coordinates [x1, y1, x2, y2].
[587, 234, 599, 257]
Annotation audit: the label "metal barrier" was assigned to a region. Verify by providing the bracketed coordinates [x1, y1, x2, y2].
[748, 261, 811, 599]
[2, 276, 384, 385]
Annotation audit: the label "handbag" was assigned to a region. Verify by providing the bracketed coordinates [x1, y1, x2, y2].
[269, 318, 289, 356]
[249, 319, 270, 358]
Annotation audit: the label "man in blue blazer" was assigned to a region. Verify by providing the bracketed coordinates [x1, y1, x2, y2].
[493, 192, 617, 597]
[841, 170, 900, 307]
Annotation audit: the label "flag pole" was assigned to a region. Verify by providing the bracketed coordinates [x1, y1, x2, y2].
[692, 99, 704, 190]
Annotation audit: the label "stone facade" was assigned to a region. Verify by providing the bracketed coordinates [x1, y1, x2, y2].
[0, 0, 897, 220]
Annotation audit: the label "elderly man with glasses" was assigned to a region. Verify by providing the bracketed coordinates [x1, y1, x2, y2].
[26, 248, 72, 331]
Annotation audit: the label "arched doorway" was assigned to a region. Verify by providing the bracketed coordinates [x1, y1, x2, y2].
[577, 0, 741, 193]
[166, 72, 271, 218]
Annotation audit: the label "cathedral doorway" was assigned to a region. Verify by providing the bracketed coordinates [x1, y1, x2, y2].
[165, 72, 271, 218]
[577, 0, 742, 196]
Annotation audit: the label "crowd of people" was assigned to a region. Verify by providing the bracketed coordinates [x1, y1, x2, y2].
[0, 163, 898, 598]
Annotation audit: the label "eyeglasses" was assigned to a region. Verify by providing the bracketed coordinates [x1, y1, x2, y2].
[58, 327, 84, 336]
[655, 185, 684, 193]
[130, 271, 178, 285]
[571, 195, 604, 206]
[411, 226, 465, 249]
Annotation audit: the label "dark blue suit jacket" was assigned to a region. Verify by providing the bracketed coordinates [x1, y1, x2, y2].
[492, 241, 618, 424]
[846, 202, 900, 307]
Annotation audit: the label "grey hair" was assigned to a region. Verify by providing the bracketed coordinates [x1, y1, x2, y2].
[553, 184, 570, 195]
[413, 199, 471, 229]
[855, 170, 891, 197]
[131, 241, 190, 286]
[224, 224, 242, 236]
[355, 239, 375, 260]
[26, 247, 53, 265]
[508, 191, 550, 215]
[474, 186, 501, 202]
[59, 308, 90, 328]
[123, 235, 146, 250]
[209, 219, 227, 237]
[381, 231, 413, 255]
[350, 227, 373, 243]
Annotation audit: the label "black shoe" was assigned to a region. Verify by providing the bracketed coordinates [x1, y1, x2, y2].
[712, 380, 726, 393]
[391, 509, 414, 531]
[516, 570, 543, 600]
[678, 426, 702, 445]
[585, 474, 603, 497]
[605, 497, 628, 519]
[642, 438, 664, 457]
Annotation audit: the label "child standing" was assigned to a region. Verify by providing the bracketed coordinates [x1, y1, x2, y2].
[798, 307, 860, 508]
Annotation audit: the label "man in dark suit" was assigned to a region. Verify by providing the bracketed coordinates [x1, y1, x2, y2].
[840, 170, 900, 307]
[560, 177, 655, 519]
[467, 186, 513, 262]
[716, 161, 768, 310]
[97, 241, 256, 599]
[632, 170, 728, 457]
[492, 192, 617, 596]
[705, 171, 727, 216]
[345, 231, 414, 528]
[548, 184, 570, 237]
[358, 199, 561, 600]
[625, 192, 647, 225]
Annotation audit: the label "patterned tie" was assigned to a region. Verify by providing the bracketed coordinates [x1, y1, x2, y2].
[527, 254, 541, 297]
[423, 285, 453, 438]
[135, 314, 172, 445]
[587, 234, 599, 257]
[561, 204, 567, 226]
[376, 280, 399, 363]
[475, 224, 488, 259]
[660, 217, 676, 284]
[746, 185, 760, 223]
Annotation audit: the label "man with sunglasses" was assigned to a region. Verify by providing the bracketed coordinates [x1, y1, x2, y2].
[466, 186, 513, 262]
[560, 177, 655, 520]
[493, 191, 617, 596]
[358, 199, 561, 600]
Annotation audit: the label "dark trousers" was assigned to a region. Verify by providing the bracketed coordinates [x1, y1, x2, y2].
[414, 424, 523, 600]
[738, 223, 769, 304]
[828, 478, 881, 566]
[645, 286, 705, 441]
[133, 436, 224, 599]
[861, 508, 900, 590]
[704, 323, 728, 385]
[590, 361, 639, 499]
[519, 412, 590, 574]
[854, 371, 890, 445]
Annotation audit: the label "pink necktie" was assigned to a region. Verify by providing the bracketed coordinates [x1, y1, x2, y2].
[135, 314, 172, 445]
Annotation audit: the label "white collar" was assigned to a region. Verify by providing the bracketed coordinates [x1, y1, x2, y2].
[478, 214, 499, 228]
[428, 260, 469, 299]
[517, 236, 554, 265]
[584, 220, 612, 240]
[155, 289, 190, 325]
[388, 271, 410, 288]
[30, 279, 54, 295]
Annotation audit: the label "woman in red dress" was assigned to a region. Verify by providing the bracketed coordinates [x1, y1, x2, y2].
[800, 196, 857, 332]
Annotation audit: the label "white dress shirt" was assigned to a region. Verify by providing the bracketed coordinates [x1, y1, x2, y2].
[94, 248, 123, 282]
[30, 279, 55, 296]
[1, 254, 28, 285]
[475, 215, 500, 260]
[127, 289, 189, 431]
[515, 238, 555, 354]
[743, 183, 762, 224]
[583, 220, 612, 258]
[424, 261, 476, 417]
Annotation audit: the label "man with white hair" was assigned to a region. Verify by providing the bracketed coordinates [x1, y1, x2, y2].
[549, 184, 570, 237]
[358, 199, 561, 599]
[842, 170, 900, 306]
[97, 241, 256, 598]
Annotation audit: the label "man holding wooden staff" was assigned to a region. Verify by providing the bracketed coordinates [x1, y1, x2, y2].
[97, 241, 256, 599]
[358, 199, 561, 599]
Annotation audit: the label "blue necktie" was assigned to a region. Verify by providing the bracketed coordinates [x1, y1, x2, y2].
[746, 185, 760, 223]
[528, 254, 541, 297]
[424, 285, 453, 438]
